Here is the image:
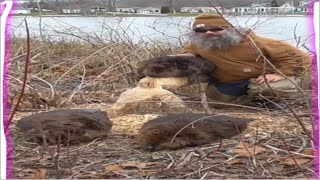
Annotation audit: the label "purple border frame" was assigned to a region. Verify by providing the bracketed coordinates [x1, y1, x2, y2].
[1, 1, 319, 179]
[309, 1, 320, 178]
[2, 0, 15, 178]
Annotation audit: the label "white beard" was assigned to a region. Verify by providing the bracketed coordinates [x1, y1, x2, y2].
[188, 28, 244, 50]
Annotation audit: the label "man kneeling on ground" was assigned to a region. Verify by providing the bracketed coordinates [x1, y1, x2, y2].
[176, 13, 311, 109]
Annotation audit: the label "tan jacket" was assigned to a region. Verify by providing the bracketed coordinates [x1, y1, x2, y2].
[180, 31, 311, 83]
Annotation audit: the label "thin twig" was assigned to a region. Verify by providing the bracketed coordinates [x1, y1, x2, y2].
[54, 135, 61, 179]
[280, 135, 310, 179]
[67, 159, 106, 178]
[166, 153, 175, 169]
[252, 124, 260, 168]
[60, 64, 87, 106]
[170, 115, 215, 143]
[6, 19, 30, 133]
[66, 130, 72, 175]
[179, 164, 221, 178]
[32, 75, 55, 100]
[263, 144, 314, 158]
[53, 43, 118, 87]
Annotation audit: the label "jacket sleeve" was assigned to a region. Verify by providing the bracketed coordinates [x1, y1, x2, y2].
[179, 44, 200, 56]
[258, 38, 311, 76]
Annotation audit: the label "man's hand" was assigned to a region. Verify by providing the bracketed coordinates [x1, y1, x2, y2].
[254, 74, 285, 84]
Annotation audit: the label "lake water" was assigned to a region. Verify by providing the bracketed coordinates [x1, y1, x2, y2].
[9, 15, 313, 48]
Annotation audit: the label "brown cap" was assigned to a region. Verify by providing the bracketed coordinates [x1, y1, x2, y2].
[192, 13, 230, 29]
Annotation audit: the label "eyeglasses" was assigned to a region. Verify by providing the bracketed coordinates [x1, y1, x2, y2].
[194, 27, 225, 33]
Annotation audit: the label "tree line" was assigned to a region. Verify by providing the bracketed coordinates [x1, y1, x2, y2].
[24, 0, 300, 13]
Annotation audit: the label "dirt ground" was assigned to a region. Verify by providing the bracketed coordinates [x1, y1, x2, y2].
[10, 100, 316, 179]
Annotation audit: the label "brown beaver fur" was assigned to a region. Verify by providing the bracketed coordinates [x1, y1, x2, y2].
[137, 56, 215, 83]
[16, 109, 112, 145]
[137, 113, 253, 151]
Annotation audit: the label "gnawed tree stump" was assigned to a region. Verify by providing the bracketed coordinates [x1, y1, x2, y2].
[16, 109, 112, 145]
[137, 113, 254, 151]
[109, 77, 189, 117]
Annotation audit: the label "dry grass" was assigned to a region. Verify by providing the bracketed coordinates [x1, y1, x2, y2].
[8, 38, 180, 109]
[11, 103, 314, 179]
[7, 38, 316, 179]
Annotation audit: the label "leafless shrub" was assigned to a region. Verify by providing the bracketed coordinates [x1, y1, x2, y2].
[8, 13, 314, 110]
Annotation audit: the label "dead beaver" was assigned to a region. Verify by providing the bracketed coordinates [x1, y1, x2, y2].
[16, 109, 113, 145]
[137, 56, 215, 83]
[137, 113, 253, 151]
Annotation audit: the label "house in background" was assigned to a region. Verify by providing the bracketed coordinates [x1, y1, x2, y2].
[62, 4, 81, 14]
[232, 2, 299, 15]
[278, 2, 295, 14]
[295, 6, 308, 13]
[80, 2, 107, 14]
[114, 7, 161, 14]
[299, 0, 310, 6]
[180, 7, 222, 13]
[116, 7, 137, 13]
[30, 8, 54, 13]
[232, 0, 313, 15]
[137, 7, 161, 14]
[295, 0, 311, 13]
[231, 4, 272, 15]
